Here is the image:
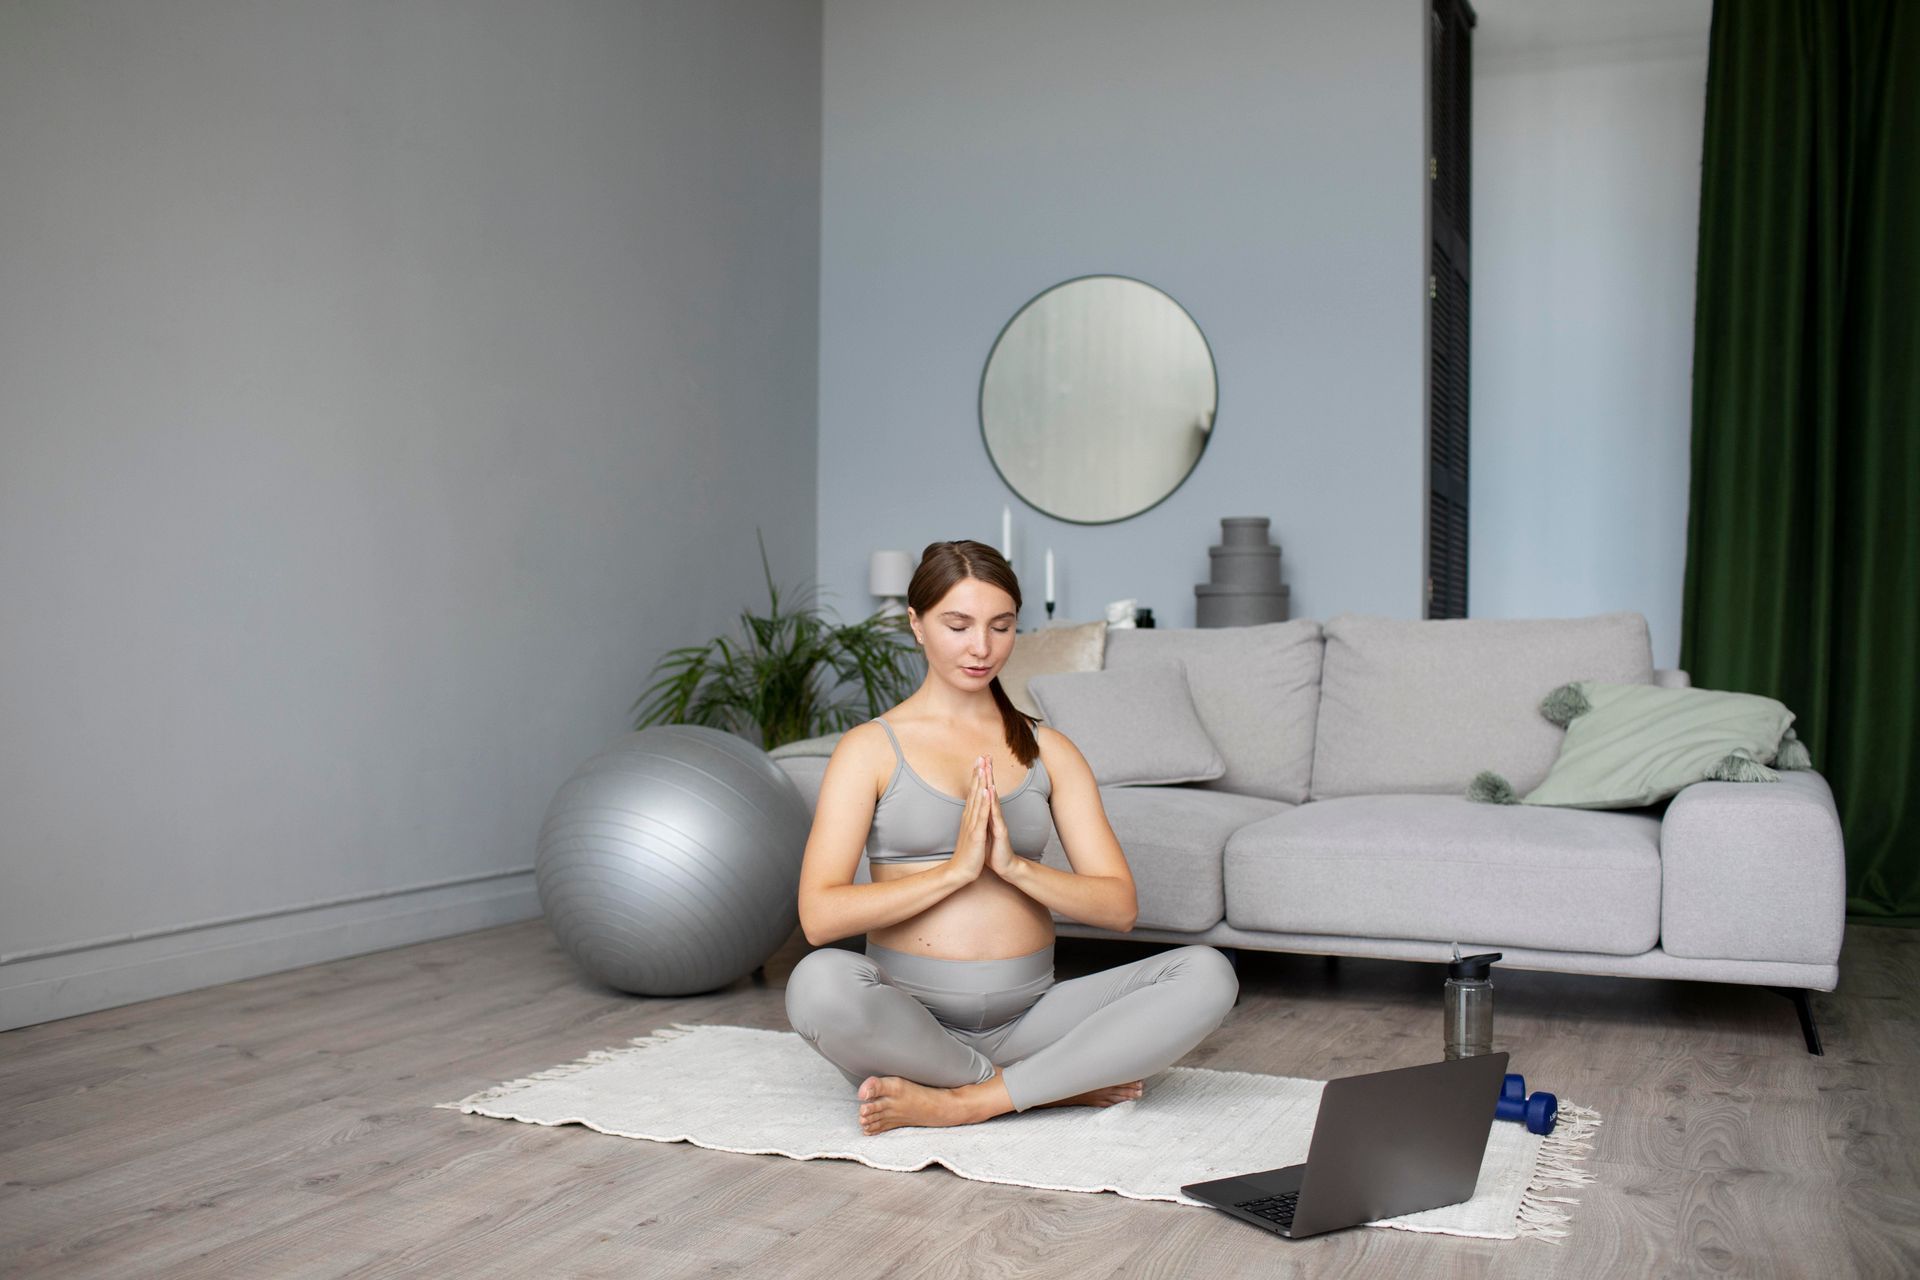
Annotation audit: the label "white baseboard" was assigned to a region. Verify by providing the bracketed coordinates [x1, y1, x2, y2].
[0, 870, 543, 1033]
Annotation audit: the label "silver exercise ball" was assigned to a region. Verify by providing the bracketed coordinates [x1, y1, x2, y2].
[535, 724, 812, 996]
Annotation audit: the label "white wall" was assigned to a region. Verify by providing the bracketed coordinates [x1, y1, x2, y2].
[1469, 2, 1713, 667]
[817, 0, 1429, 629]
[0, 0, 822, 1028]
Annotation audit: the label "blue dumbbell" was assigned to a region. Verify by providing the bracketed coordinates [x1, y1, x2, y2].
[1496, 1073, 1558, 1135]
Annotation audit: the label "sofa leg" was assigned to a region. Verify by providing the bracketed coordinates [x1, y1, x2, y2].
[1770, 986, 1824, 1055]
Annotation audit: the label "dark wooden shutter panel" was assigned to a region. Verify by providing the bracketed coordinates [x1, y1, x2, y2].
[1427, 0, 1475, 618]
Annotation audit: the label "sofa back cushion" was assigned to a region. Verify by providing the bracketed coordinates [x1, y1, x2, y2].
[1309, 612, 1654, 799]
[1104, 619, 1324, 803]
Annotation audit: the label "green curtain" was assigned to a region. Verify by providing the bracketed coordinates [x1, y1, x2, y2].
[1681, 0, 1920, 920]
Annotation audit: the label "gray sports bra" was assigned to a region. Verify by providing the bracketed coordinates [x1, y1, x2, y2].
[866, 718, 1054, 865]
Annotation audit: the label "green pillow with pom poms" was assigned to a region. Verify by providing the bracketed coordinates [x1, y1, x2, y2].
[1468, 681, 1808, 810]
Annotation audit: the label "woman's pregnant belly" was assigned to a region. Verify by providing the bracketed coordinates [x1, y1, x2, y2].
[866, 862, 1054, 960]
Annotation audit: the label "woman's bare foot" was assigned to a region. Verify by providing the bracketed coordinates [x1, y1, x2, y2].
[857, 1070, 1013, 1135]
[1037, 1080, 1144, 1109]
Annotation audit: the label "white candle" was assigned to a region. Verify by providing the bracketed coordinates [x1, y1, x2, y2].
[1045, 548, 1055, 603]
[1001, 505, 1012, 560]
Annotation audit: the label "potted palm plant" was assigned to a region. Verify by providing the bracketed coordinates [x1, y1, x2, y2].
[629, 530, 923, 751]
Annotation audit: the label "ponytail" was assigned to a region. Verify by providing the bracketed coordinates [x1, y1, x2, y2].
[989, 676, 1042, 768]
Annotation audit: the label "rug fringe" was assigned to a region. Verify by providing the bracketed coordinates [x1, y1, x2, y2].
[1513, 1100, 1602, 1242]
[435, 1023, 705, 1111]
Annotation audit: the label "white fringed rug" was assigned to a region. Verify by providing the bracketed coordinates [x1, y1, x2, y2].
[441, 1024, 1600, 1241]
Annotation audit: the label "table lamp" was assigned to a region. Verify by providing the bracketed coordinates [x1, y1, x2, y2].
[868, 550, 914, 618]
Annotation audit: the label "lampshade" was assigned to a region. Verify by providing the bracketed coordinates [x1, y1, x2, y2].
[868, 549, 914, 597]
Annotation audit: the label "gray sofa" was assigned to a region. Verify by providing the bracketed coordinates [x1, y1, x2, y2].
[774, 612, 1846, 1053]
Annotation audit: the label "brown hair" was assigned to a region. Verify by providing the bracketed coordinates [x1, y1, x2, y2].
[907, 539, 1041, 766]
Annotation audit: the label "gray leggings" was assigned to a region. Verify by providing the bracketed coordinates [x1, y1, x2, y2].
[784, 940, 1238, 1112]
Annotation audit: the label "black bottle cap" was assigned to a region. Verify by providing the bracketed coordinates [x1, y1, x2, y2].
[1447, 952, 1502, 980]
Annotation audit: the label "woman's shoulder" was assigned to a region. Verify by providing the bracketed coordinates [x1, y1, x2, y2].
[823, 719, 895, 772]
[1032, 723, 1086, 774]
[834, 717, 892, 750]
[818, 721, 900, 806]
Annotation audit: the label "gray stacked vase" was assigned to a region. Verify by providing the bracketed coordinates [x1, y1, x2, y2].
[1195, 517, 1290, 628]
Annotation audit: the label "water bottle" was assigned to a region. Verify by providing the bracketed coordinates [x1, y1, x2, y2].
[1444, 950, 1502, 1059]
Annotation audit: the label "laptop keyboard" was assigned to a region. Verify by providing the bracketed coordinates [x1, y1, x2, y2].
[1235, 1190, 1299, 1229]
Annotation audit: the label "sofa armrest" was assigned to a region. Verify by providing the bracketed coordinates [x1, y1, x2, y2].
[1653, 668, 1691, 688]
[1660, 771, 1846, 965]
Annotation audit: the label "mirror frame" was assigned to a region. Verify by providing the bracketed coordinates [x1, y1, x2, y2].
[977, 273, 1220, 526]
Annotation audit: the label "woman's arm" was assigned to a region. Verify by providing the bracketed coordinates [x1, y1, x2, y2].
[993, 728, 1137, 932]
[795, 726, 979, 946]
[801, 864, 971, 948]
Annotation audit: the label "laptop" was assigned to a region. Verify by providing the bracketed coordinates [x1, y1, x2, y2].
[1181, 1052, 1508, 1240]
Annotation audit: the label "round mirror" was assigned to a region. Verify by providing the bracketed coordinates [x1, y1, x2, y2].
[980, 275, 1218, 525]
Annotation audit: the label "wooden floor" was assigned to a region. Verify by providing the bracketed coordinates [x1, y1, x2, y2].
[4, 920, 1918, 1279]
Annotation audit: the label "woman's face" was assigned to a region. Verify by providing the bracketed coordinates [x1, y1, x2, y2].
[910, 577, 1019, 689]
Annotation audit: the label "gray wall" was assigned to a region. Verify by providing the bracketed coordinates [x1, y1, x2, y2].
[0, 0, 822, 1028]
[1468, 2, 1712, 667]
[817, 0, 1429, 629]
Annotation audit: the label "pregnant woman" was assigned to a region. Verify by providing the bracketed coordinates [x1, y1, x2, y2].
[785, 539, 1239, 1135]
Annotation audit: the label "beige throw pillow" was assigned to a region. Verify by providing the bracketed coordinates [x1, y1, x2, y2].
[995, 619, 1107, 718]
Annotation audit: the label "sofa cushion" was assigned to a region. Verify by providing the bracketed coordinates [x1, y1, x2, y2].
[1041, 786, 1291, 932]
[1104, 619, 1324, 804]
[1223, 794, 1661, 955]
[774, 755, 828, 809]
[768, 732, 844, 760]
[1311, 612, 1655, 799]
[1028, 663, 1226, 786]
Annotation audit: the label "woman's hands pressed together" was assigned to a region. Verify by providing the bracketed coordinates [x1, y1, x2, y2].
[945, 755, 1027, 888]
[945, 755, 994, 885]
[982, 757, 1024, 881]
